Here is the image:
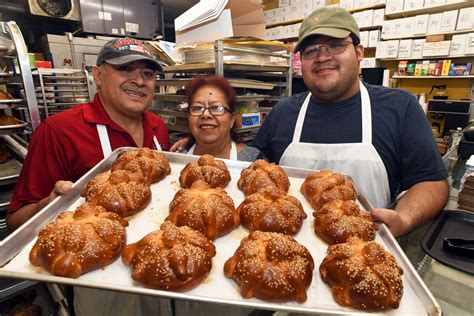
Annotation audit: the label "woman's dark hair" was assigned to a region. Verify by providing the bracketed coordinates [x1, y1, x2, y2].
[185, 76, 239, 142]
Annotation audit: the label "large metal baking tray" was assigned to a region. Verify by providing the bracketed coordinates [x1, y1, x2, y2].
[0, 148, 440, 315]
[421, 210, 474, 275]
[0, 119, 28, 135]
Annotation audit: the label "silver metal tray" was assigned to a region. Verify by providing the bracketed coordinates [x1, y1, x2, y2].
[0, 99, 23, 104]
[0, 148, 441, 315]
[0, 120, 28, 135]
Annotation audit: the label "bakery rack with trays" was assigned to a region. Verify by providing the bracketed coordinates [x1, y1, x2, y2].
[153, 39, 292, 145]
[0, 148, 442, 315]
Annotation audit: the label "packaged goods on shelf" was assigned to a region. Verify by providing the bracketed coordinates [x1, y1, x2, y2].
[448, 63, 472, 76]
[450, 34, 468, 56]
[414, 15, 430, 35]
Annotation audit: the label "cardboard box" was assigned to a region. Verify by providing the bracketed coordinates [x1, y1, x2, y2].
[175, 0, 265, 45]
[312, 0, 331, 9]
[339, 0, 354, 10]
[439, 10, 458, 33]
[401, 17, 415, 38]
[385, 0, 404, 14]
[235, 113, 261, 128]
[404, 0, 425, 10]
[385, 40, 400, 58]
[457, 7, 474, 30]
[360, 31, 369, 47]
[373, 9, 385, 26]
[422, 40, 451, 57]
[368, 30, 380, 48]
[412, 39, 426, 59]
[427, 13, 443, 34]
[398, 39, 414, 58]
[279, 0, 290, 6]
[414, 14, 430, 35]
[360, 57, 378, 68]
[450, 34, 467, 56]
[375, 41, 387, 58]
[465, 33, 474, 55]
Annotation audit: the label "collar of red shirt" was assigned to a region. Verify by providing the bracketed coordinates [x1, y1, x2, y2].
[82, 93, 160, 133]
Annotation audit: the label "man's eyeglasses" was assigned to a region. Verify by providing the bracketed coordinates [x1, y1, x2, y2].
[301, 40, 354, 60]
[189, 105, 230, 116]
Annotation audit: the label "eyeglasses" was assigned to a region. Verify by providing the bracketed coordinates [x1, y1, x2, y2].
[189, 105, 230, 116]
[301, 40, 354, 60]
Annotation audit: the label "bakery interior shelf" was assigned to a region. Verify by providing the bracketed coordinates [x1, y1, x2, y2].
[382, 29, 474, 41]
[381, 55, 473, 61]
[154, 94, 271, 102]
[393, 75, 474, 79]
[156, 78, 275, 90]
[385, 0, 473, 19]
[163, 62, 290, 73]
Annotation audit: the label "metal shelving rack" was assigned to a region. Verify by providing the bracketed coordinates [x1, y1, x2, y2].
[154, 39, 292, 143]
[35, 68, 93, 119]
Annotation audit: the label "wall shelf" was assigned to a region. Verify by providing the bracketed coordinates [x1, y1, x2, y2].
[392, 75, 474, 79]
[385, 0, 473, 18]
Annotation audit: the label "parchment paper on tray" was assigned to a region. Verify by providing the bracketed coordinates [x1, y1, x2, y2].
[0, 148, 441, 315]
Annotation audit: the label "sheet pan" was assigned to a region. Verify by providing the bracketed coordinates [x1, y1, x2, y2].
[0, 148, 441, 315]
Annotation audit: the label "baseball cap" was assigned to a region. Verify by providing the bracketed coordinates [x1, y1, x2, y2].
[294, 7, 360, 53]
[96, 37, 162, 71]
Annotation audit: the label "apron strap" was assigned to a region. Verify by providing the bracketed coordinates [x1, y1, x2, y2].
[360, 82, 372, 144]
[229, 141, 237, 160]
[292, 92, 312, 143]
[153, 136, 162, 151]
[96, 124, 112, 158]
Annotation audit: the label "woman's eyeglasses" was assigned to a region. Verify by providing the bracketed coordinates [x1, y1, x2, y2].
[301, 40, 354, 60]
[189, 105, 230, 116]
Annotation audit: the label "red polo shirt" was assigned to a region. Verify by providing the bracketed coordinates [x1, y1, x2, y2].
[8, 94, 169, 212]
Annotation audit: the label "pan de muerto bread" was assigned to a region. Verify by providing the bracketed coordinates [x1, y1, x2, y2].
[314, 200, 376, 245]
[300, 169, 357, 210]
[122, 221, 216, 291]
[166, 180, 240, 240]
[319, 237, 403, 311]
[237, 190, 307, 235]
[111, 148, 171, 184]
[29, 203, 128, 278]
[179, 154, 231, 188]
[224, 231, 314, 303]
[237, 159, 290, 196]
[81, 170, 151, 217]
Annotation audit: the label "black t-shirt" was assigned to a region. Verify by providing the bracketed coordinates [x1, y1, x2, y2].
[252, 83, 447, 202]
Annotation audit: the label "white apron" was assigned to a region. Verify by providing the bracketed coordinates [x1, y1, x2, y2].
[279, 83, 391, 208]
[188, 140, 238, 160]
[74, 125, 170, 316]
[96, 124, 161, 157]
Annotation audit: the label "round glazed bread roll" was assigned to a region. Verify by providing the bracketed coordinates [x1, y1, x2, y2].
[81, 170, 151, 217]
[237, 159, 290, 196]
[122, 221, 216, 291]
[300, 169, 357, 210]
[166, 180, 240, 240]
[237, 190, 307, 235]
[319, 237, 404, 311]
[314, 200, 376, 245]
[111, 148, 171, 184]
[179, 154, 231, 188]
[224, 231, 314, 303]
[29, 203, 128, 278]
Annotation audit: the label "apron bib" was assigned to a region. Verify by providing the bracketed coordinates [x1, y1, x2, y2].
[279, 83, 391, 208]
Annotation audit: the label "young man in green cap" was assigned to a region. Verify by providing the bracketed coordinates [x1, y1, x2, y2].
[252, 7, 448, 237]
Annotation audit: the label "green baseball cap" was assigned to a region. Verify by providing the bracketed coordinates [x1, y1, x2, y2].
[294, 7, 360, 53]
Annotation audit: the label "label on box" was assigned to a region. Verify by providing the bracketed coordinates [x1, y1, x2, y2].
[241, 113, 261, 128]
